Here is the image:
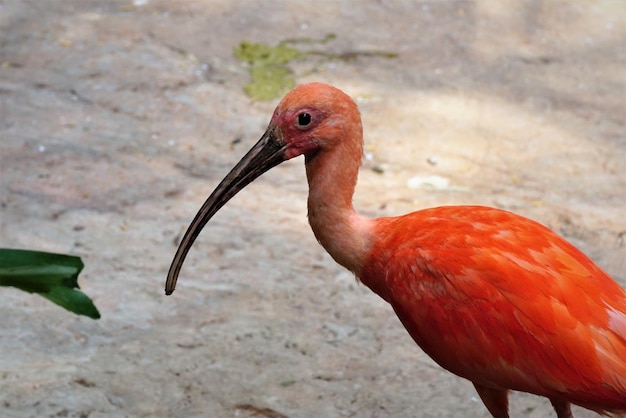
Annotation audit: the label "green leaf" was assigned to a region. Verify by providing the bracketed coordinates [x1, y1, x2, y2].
[40, 286, 101, 319]
[0, 248, 100, 319]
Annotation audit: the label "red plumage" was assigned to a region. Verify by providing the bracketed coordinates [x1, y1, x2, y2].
[166, 82, 626, 417]
[361, 206, 626, 415]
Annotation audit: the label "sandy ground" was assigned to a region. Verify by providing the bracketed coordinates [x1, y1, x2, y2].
[1, 1, 625, 417]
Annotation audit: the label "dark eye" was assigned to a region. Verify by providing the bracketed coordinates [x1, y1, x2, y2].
[297, 112, 312, 127]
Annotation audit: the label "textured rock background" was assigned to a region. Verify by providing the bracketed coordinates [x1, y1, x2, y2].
[1, 1, 624, 417]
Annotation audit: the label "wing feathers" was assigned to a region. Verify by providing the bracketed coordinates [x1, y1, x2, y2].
[360, 206, 626, 408]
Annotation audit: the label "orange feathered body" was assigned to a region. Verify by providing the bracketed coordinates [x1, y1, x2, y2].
[166, 82, 626, 417]
[359, 205, 626, 412]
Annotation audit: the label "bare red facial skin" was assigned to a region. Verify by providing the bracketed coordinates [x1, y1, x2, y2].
[272, 107, 326, 160]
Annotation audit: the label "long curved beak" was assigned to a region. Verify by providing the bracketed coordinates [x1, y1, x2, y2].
[165, 126, 286, 295]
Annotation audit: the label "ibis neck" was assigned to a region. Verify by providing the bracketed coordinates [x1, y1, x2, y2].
[305, 144, 373, 275]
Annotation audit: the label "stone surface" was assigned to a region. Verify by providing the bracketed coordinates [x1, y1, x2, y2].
[1, 1, 625, 417]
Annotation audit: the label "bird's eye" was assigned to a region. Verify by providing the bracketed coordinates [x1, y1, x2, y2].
[297, 112, 312, 128]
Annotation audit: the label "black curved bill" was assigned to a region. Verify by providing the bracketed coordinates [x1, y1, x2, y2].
[165, 127, 286, 295]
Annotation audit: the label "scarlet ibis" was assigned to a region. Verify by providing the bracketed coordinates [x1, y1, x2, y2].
[165, 82, 626, 417]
